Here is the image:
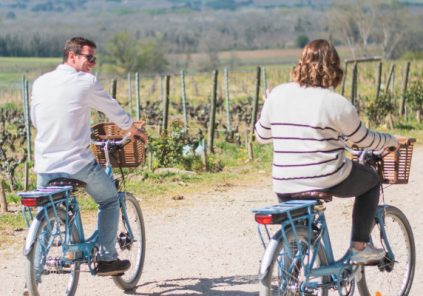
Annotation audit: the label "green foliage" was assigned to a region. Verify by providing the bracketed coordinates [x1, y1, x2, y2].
[106, 32, 168, 74]
[406, 80, 423, 111]
[150, 122, 200, 169]
[401, 51, 423, 60]
[0, 107, 27, 190]
[0, 212, 26, 230]
[295, 34, 309, 48]
[365, 91, 396, 126]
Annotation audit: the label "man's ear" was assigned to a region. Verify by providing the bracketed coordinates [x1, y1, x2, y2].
[67, 51, 76, 63]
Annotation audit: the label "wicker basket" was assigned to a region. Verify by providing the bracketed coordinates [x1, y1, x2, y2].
[351, 137, 415, 184]
[381, 137, 416, 184]
[91, 121, 146, 168]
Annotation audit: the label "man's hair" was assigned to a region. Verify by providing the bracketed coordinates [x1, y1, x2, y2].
[291, 39, 343, 89]
[63, 37, 97, 62]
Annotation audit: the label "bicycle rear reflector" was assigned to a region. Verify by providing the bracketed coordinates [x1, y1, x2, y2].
[255, 214, 274, 224]
[18, 187, 71, 207]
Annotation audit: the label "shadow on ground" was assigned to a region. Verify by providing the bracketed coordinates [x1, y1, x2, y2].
[126, 274, 258, 295]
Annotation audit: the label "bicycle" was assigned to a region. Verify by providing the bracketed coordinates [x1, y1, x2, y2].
[19, 134, 146, 296]
[253, 137, 416, 296]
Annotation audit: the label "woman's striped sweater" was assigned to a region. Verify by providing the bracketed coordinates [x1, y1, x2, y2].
[255, 82, 397, 194]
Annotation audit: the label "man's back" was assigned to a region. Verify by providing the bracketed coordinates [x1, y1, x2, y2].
[31, 64, 96, 174]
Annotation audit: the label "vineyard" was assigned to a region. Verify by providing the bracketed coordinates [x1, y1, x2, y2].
[0, 59, 423, 212]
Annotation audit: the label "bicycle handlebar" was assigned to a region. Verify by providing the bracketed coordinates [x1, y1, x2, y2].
[91, 135, 131, 147]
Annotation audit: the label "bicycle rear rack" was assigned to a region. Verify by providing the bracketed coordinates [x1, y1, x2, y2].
[253, 200, 317, 248]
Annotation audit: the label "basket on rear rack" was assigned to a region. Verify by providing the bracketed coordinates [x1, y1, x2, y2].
[91, 121, 146, 168]
[352, 137, 416, 184]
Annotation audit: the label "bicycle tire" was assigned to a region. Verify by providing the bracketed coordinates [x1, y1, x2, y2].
[25, 208, 80, 296]
[357, 205, 415, 296]
[259, 226, 329, 296]
[113, 192, 146, 291]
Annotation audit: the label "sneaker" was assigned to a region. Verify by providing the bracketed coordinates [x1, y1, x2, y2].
[97, 259, 131, 276]
[350, 244, 386, 264]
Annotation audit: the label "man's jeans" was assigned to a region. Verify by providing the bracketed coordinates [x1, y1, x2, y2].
[37, 160, 119, 261]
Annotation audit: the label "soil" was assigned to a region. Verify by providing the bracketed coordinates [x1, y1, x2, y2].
[1, 146, 422, 296]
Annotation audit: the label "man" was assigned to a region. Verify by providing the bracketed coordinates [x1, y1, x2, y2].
[31, 37, 147, 275]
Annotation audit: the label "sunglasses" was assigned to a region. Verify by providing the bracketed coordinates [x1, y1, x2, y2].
[79, 53, 96, 63]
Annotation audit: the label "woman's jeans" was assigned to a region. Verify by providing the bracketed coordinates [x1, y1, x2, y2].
[37, 161, 119, 262]
[278, 162, 380, 243]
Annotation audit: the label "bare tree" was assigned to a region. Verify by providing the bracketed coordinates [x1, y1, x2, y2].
[375, 3, 410, 59]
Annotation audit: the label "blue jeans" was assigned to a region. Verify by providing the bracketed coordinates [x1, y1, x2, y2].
[37, 161, 119, 261]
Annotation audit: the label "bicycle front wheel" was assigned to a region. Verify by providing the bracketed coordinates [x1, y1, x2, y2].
[357, 205, 415, 296]
[259, 226, 329, 296]
[113, 192, 146, 291]
[25, 208, 80, 296]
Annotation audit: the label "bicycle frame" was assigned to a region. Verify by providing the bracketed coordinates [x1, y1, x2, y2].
[20, 138, 137, 276]
[255, 200, 358, 294]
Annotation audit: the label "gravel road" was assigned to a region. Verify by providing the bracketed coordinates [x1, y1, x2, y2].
[1, 146, 422, 295]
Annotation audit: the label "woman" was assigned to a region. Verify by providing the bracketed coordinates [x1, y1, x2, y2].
[254, 39, 398, 263]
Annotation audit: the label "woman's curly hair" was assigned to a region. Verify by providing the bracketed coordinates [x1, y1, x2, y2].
[291, 39, 343, 89]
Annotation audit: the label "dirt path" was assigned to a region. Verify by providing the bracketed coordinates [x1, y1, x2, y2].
[1, 147, 422, 295]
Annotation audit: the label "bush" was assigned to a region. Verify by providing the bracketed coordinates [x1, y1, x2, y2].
[406, 80, 423, 122]
[365, 91, 395, 126]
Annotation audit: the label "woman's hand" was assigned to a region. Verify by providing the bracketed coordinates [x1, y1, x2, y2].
[127, 122, 148, 144]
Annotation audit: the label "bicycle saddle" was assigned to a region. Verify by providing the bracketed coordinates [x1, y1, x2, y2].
[289, 191, 333, 202]
[48, 178, 87, 191]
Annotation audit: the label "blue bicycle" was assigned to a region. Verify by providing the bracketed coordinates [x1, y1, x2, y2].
[253, 139, 416, 296]
[19, 136, 146, 296]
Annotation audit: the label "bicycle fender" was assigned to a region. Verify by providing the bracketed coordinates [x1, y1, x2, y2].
[22, 212, 44, 256]
[258, 231, 283, 281]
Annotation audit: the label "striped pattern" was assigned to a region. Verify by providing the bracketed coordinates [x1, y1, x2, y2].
[254, 82, 397, 194]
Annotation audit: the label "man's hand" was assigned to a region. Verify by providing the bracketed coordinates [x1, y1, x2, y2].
[126, 122, 148, 144]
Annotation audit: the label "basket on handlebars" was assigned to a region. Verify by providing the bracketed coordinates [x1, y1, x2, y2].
[381, 137, 416, 184]
[352, 137, 415, 184]
[90, 121, 146, 168]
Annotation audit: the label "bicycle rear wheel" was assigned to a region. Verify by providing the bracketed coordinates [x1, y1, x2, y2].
[259, 226, 329, 296]
[357, 205, 415, 296]
[113, 192, 146, 291]
[25, 208, 80, 296]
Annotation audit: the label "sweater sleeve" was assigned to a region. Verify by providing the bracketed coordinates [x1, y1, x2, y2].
[336, 98, 398, 150]
[87, 77, 133, 130]
[254, 97, 272, 144]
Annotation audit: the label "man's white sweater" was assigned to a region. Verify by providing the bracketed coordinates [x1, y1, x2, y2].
[255, 82, 397, 194]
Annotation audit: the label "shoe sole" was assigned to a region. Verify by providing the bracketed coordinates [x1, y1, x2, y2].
[97, 268, 130, 276]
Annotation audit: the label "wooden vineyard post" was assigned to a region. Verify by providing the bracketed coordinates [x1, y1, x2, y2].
[375, 61, 382, 99]
[135, 72, 141, 120]
[180, 70, 188, 132]
[162, 75, 170, 134]
[201, 139, 209, 171]
[23, 77, 31, 190]
[400, 61, 411, 117]
[385, 64, 395, 93]
[341, 62, 348, 96]
[249, 66, 261, 160]
[0, 181, 7, 213]
[207, 70, 218, 154]
[262, 67, 268, 94]
[351, 62, 358, 106]
[111, 78, 117, 99]
[224, 68, 232, 134]
[128, 73, 132, 116]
